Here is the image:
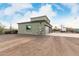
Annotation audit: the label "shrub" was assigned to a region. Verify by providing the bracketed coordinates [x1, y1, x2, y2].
[4, 30, 18, 34]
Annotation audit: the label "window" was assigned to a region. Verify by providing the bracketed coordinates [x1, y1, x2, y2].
[26, 25, 31, 30]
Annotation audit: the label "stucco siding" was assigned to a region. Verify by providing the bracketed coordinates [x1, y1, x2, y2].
[18, 22, 43, 35]
[18, 21, 52, 35]
[18, 16, 52, 35]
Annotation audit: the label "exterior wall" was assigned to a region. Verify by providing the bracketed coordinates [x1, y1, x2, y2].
[38, 22, 45, 35]
[43, 22, 52, 34]
[18, 22, 46, 35]
[18, 21, 52, 35]
[31, 16, 50, 23]
[18, 16, 53, 35]
[38, 22, 52, 34]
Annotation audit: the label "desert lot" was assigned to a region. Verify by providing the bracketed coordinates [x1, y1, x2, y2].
[0, 33, 79, 56]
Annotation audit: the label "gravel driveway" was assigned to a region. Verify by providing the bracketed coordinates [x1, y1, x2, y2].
[0, 34, 79, 56]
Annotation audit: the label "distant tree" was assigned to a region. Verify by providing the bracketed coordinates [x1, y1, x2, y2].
[0, 23, 5, 34]
[53, 26, 60, 32]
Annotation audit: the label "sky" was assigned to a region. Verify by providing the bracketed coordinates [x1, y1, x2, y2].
[0, 3, 79, 29]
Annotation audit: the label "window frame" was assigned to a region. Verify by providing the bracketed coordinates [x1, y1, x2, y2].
[26, 25, 32, 30]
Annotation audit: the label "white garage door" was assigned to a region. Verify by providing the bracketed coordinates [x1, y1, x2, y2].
[45, 26, 49, 34]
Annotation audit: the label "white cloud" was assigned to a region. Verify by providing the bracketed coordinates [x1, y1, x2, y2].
[2, 3, 79, 29]
[64, 16, 79, 28]
[11, 11, 31, 29]
[56, 15, 79, 28]
[4, 3, 33, 15]
[69, 5, 79, 28]
[0, 3, 33, 29]
[59, 3, 79, 28]
[53, 4, 65, 12]
[62, 3, 79, 16]
[31, 4, 56, 26]
[10, 4, 57, 29]
[0, 20, 10, 29]
[31, 4, 56, 17]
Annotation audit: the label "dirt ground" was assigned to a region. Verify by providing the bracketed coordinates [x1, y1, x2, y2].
[47, 32, 79, 38]
[0, 34, 79, 56]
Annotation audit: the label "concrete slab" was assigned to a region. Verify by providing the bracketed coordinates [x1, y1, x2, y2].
[47, 32, 79, 38]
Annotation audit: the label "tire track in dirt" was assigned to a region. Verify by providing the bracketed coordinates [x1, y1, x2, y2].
[0, 35, 79, 56]
[65, 37, 79, 55]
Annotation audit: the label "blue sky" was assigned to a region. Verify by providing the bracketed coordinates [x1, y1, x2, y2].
[0, 3, 79, 29]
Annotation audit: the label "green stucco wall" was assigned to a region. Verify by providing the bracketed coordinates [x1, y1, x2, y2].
[18, 21, 52, 35]
[18, 22, 46, 35]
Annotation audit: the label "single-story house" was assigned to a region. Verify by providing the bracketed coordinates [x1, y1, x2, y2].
[18, 15, 52, 35]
